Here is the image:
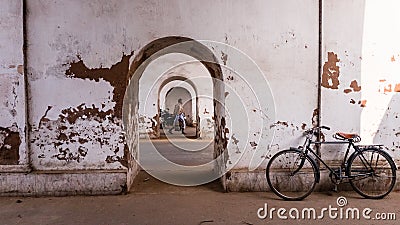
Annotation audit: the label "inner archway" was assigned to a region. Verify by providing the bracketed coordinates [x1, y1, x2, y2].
[162, 86, 195, 137]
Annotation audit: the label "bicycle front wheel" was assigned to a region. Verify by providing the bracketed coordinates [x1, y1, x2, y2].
[347, 148, 397, 199]
[266, 149, 318, 200]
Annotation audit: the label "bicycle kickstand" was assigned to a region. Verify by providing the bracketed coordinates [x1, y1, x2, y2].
[333, 184, 338, 192]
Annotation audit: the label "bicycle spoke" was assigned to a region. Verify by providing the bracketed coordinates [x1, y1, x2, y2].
[266, 149, 317, 200]
[348, 148, 396, 199]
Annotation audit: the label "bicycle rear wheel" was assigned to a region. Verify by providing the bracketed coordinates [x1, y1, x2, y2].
[266, 149, 318, 200]
[347, 148, 397, 199]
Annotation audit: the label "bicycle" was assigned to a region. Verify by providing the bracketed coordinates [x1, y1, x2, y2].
[266, 126, 397, 200]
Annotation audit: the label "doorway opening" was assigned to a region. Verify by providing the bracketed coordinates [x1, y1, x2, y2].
[123, 37, 227, 192]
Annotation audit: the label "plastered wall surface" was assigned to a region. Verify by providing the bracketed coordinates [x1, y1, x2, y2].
[321, 0, 400, 166]
[0, 0, 27, 168]
[1, 0, 319, 193]
[0, 0, 398, 195]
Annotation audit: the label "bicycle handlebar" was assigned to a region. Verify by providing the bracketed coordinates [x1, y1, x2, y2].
[321, 126, 330, 130]
[306, 126, 330, 132]
[304, 126, 330, 136]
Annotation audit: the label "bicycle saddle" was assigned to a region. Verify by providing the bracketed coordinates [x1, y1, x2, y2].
[336, 132, 358, 139]
[334, 132, 361, 142]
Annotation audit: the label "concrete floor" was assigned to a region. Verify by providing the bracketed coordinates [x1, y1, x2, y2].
[0, 174, 399, 225]
[1, 127, 399, 225]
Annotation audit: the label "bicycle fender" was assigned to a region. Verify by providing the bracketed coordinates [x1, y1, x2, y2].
[350, 147, 398, 170]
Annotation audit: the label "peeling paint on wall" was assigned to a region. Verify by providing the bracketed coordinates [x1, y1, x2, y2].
[31, 103, 126, 167]
[28, 52, 136, 168]
[312, 108, 318, 127]
[344, 80, 361, 93]
[359, 99, 367, 107]
[379, 79, 400, 93]
[138, 114, 158, 138]
[349, 99, 367, 107]
[321, 52, 340, 89]
[0, 123, 20, 165]
[65, 52, 133, 118]
[249, 141, 257, 149]
[221, 51, 228, 66]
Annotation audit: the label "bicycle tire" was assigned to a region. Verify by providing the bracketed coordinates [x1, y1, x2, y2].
[347, 148, 397, 199]
[266, 149, 318, 200]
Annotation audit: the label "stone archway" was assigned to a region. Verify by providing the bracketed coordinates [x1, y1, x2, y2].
[122, 36, 227, 190]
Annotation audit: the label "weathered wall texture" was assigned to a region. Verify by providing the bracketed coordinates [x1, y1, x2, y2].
[321, 0, 400, 167]
[26, 1, 131, 171]
[0, 0, 27, 169]
[0, 0, 319, 194]
[0, 0, 399, 195]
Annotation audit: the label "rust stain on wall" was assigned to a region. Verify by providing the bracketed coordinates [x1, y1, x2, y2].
[65, 52, 133, 118]
[321, 52, 340, 89]
[0, 124, 20, 165]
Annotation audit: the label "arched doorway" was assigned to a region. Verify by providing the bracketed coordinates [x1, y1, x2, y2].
[123, 36, 227, 190]
[163, 86, 194, 134]
[160, 81, 197, 129]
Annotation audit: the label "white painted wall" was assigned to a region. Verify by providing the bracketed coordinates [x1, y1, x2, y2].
[0, 0, 27, 168]
[322, 0, 400, 165]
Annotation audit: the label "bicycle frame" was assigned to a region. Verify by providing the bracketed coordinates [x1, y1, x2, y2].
[299, 127, 381, 181]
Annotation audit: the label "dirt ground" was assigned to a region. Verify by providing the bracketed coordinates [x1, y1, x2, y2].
[0, 170, 399, 225]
